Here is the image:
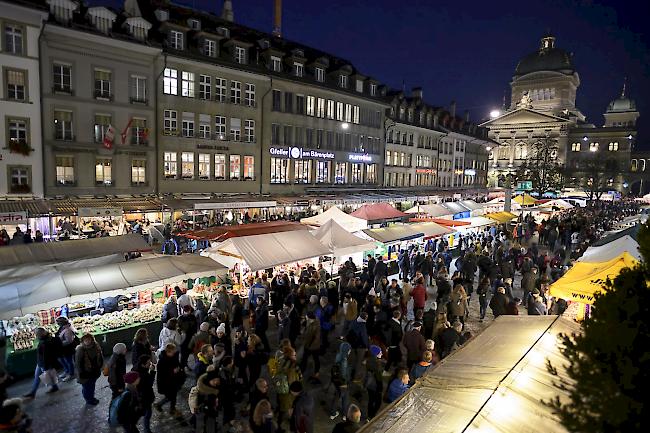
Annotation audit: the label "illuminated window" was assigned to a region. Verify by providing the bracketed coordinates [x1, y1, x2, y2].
[351, 163, 363, 184]
[571, 142, 580, 152]
[243, 156, 255, 180]
[181, 152, 194, 179]
[181, 71, 194, 97]
[131, 160, 146, 185]
[198, 153, 210, 179]
[229, 155, 240, 179]
[163, 152, 177, 178]
[589, 142, 599, 152]
[608, 142, 619, 151]
[214, 154, 226, 179]
[163, 68, 177, 95]
[316, 161, 330, 183]
[294, 160, 311, 183]
[335, 162, 347, 184]
[270, 157, 288, 183]
[95, 158, 112, 185]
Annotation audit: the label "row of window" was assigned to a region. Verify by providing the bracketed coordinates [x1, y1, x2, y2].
[2, 23, 23, 55]
[570, 142, 619, 152]
[270, 158, 376, 185]
[162, 110, 255, 142]
[55, 156, 147, 186]
[270, 124, 380, 154]
[385, 150, 457, 172]
[526, 88, 556, 101]
[51, 63, 148, 103]
[49, 110, 148, 145]
[162, 68, 256, 107]
[271, 90, 381, 128]
[163, 152, 254, 181]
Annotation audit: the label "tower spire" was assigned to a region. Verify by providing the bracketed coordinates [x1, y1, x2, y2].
[621, 77, 627, 98]
[221, 0, 234, 22]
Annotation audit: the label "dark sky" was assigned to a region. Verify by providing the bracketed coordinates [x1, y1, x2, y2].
[104, 0, 650, 146]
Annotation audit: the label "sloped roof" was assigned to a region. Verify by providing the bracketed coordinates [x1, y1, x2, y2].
[350, 203, 408, 222]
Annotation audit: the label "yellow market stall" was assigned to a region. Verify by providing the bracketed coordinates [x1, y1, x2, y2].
[513, 193, 537, 206]
[485, 211, 518, 224]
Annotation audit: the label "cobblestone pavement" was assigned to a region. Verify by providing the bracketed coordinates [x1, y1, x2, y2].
[7, 264, 527, 433]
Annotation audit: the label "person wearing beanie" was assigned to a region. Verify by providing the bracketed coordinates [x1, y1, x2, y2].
[211, 322, 232, 357]
[290, 380, 314, 433]
[118, 371, 144, 433]
[365, 346, 384, 419]
[133, 355, 155, 433]
[108, 342, 128, 399]
[189, 321, 211, 357]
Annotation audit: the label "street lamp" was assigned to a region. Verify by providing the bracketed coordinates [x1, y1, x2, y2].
[490, 109, 500, 119]
[341, 122, 349, 130]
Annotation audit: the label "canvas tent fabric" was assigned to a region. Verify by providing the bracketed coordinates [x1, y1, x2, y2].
[177, 221, 309, 241]
[0, 255, 226, 319]
[350, 203, 408, 222]
[485, 211, 517, 223]
[578, 235, 641, 262]
[405, 203, 452, 217]
[458, 200, 483, 211]
[312, 220, 376, 257]
[592, 223, 640, 246]
[0, 234, 150, 270]
[455, 216, 496, 228]
[431, 218, 471, 227]
[440, 202, 471, 214]
[204, 230, 331, 272]
[361, 316, 580, 433]
[408, 222, 454, 239]
[549, 252, 638, 303]
[300, 206, 368, 232]
[514, 193, 537, 206]
[362, 225, 424, 244]
[537, 198, 574, 209]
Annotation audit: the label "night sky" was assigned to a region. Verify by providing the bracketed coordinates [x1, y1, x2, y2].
[103, 0, 649, 146]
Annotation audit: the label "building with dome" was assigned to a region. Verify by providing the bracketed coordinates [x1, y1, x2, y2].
[481, 34, 639, 194]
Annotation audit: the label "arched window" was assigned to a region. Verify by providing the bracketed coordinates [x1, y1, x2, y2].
[631, 159, 637, 171]
[608, 142, 618, 151]
[642, 160, 647, 172]
[571, 142, 580, 152]
[515, 143, 527, 159]
[589, 142, 599, 152]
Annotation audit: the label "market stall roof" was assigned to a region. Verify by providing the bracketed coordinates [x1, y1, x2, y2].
[350, 203, 408, 222]
[485, 211, 518, 223]
[176, 221, 309, 241]
[578, 235, 641, 262]
[537, 199, 574, 209]
[203, 230, 331, 272]
[454, 216, 497, 228]
[362, 225, 424, 244]
[458, 200, 484, 211]
[360, 316, 580, 433]
[0, 255, 226, 319]
[549, 252, 638, 303]
[513, 193, 537, 206]
[592, 223, 640, 246]
[431, 218, 471, 227]
[440, 201, 471, 214]
[0, 234, 150, 270]
[312, 220, 376, 257]
[300, 207, 368, 232]
[408, 222, 454, 238]
[404, 203, 452, 217]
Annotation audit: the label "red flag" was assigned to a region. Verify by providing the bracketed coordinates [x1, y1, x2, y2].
[103, 125, 115, 150]
[120, 118, 134, 145]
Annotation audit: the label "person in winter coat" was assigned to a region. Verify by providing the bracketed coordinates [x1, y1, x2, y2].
[285, 302, 301, 347]
[24, 328, 61, 398]
[194, 344, 214, 378]
[449, 284, 468, 324]
[131, 328, 154, 367]
[177, 305, 198, 369]
[489, 287, 509, 318]
[108, 343, 127, 399]
[194, 299, 209, 325]
[435, 277, 452, 304]
[505, 297, 521, 315]
[255, 299, 271, 352]
[384, 310, 403, 374]
[440, 322, 463, 358]
[402, 322, 426, 370]
[195, 368, 221, 433]
[315, 297, 335, 354]
[252, 399, 276, 433]
[290, 381, 314, 433]
[55, 316, 77, 380]
[409, 350, 433, 384]
[158, 318, 182, 357]
[276, 347, 302, 427]
[410, 277, 427, 312]
[300, 312, 321, 379]
[246, 334, 269, 387]
[75, 333, 103, 405]
[332, 404, 362, 433]
[211, 323, 232, 357]
[189, 322, 211, 356]
[250, 378, 270, 424]
[161, 295, 179, 324]
[277, 310, 291, 344]
[528, 292, 548, 316]
[329, 342, 351, 420]
[154, 343, 183, 417]
[373, 257, 388, 288]
[386, 369, 410, 403]
[133, 355, 155, 433]
[347, 313, 369, 381]
[521, 267, 538, 304]
[365, 346, 384, 419]
[341, 293, 358, 338]
[476, 276, 490, 321]
[118, 371, 144, 433]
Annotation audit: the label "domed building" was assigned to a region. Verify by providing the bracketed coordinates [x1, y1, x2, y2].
[481, 34, 639, 194]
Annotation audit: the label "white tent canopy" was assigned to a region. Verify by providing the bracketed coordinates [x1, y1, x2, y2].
[0, 255, 226, 319]
[312, 220, 376, 258]
[455, 216, 496, 229]
[361, 316, 580, 433]
[538, 199, 574, 209]
[409, 222, 454, 238]
[405, 203, 452, 217]
[578, 235, 641, 262]
[362, 225, 424, 244]
[203, 230, 331, 272]
[300, 206, 367, 232]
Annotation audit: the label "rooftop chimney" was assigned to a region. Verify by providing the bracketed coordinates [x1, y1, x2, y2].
[412, 87, 423, 100]
[450, 100, 456, 118]
[221, 0, 234, 22]
[272, 0, 282, 37]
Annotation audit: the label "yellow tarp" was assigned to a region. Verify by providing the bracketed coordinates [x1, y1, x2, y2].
[485, 211, 517, 223]
[549, 252, 638, 303]
[513, 193, 536, 206]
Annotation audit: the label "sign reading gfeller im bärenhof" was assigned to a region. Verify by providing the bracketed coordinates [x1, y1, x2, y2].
[269, 147, 335, 160]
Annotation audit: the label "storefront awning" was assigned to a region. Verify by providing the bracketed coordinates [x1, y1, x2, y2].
[362, 225, 424, 244]
[0, 234, 151, 270]
[301, 207, 368, 232]
[0, 199, 50, 216]
[312, 220, 376, 257]
[0, 255, 226, 319]
[408, 222, 454, 239]
[361, 316, 580, 433]
[203, 230, 331, 272]
[485, 211, 517, 223]
[177, 221, 309, 241]
[351, 203, 408, 222]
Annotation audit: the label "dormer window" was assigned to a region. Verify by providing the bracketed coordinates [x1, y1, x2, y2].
[355, 80, 363, 93]
[187, 19, 200, 31]
[339, 75, 348, 89]
[370, 83, 377, 96]
[315, 67, 325, 82]
[399, 107, 405, 120]
[169, 30, 183, 50]
[408, 109, 413, 122]
[293, 62, 304, 77]
[87, 7, 116, 35]
[203, 39, 217, 57]
[217, 27, 230, 38]
[271, 56, 282, 72]
[293, 49, 304, 57]
[154, 9, 169, 22]
[235, 46, 246, 64]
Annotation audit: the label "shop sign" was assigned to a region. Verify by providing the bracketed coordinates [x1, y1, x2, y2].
[194, 201, 277, 210]
[516, 180, 533, 191]
[464, 169, 476, 176]
[347, 153, 373, 163]
[78, 207, 123, 217]
[416, 168, 435, 174]
[294, 200, 310, 207]
[0, 211, 27, 224]
[269, 147, 335, 160]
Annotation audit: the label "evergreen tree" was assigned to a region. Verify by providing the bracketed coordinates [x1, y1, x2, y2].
[546, 223, 650, 432]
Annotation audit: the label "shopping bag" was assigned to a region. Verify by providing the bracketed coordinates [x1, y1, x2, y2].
[39, 368, 59, 386]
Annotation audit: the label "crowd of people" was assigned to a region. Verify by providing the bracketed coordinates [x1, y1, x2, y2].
[0, 200, 641, 433]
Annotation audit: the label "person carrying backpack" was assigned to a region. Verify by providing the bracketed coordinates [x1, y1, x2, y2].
[329, 342, 351, 421]
[115, 371, 143, 433]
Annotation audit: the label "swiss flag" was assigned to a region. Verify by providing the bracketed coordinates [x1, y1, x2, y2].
[103, 125, 116, 150]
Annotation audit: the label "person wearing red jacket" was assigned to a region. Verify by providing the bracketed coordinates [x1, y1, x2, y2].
[410, 276, 427, 311]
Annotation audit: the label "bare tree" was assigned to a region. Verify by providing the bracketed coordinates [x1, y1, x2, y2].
[514, 137, 565, 196]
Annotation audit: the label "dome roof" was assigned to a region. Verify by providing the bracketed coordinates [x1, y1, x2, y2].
[607, 97, 636, 113]
[514, 35, 575, 77]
